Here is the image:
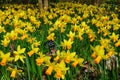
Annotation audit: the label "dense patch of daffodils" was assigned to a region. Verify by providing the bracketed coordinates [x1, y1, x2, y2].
[0, 2, 120, 79]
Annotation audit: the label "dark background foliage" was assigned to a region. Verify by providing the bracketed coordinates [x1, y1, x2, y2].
[1, 0, 120, 5]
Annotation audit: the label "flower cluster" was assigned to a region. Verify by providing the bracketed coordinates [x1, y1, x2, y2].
[0, 2, 120, 79]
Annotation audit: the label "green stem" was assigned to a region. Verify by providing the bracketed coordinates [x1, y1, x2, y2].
[30, 55, 37, 75]
[1, 66, 10, 80]
[25, 54, 31, 80]
[37, 66, 43, 80]
[47, 75, 51, 80]
[102, 60, 106, 80]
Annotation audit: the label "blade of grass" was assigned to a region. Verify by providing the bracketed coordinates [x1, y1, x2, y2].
[25, 54, 31, 80]
[37, 66, 43, 80]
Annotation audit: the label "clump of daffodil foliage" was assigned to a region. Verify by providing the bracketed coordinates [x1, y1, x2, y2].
[0, 2, 120, 80]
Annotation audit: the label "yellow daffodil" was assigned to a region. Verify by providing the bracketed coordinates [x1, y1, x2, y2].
[32, 40, 41, 47]
[54, 61, 69, 79]
[55, 69, 62, 79]
[82, 12, 89, 19]
[36, 58, 44, 66]
[91, 52, 97, 58]
[81, 21, 88, 30]
[91, 18, 97, 25]
[29, 16, 37, 24]
[48, 14, 53, 20]
[35, 52, 51, 66]
[53, 20, 61, 30]
[0, 26, 6, 33]
[45, 66, 53, 75]
[59, 22, 67, 33]
[60, 14, 71, 23]
[25, 22, 35, 32]
[61, 39, 73, 50]
[54, 50, 61, 62]
[43, 17, 49, 24]
[113, 24, 120, 31]
[94, 56, 102, 64]
[27, 44, 39, 57]
[72, 24, 79, 32]
[102, 28, 110, 37]
[77, 27, 84, 41]
[10, 31, 18, 41]
[48, 27, 55, 34]
[10, 70, 17, 78]
[17, 29, 28, 40]
[105, 47, 116, 59]
[109, 32, 119, 42]
[100, 38, 111, 48]
[27, 37, 36, 44]
[45, 62, 55, 75]
[20, 33, 28, 40]
[91, 45, 105, 64]
[87, 29, 96, 42]
[13, 17, 19, 28]
[47, 33, 55, 41]
[72, 55, 84, 67]
[71, 17, 78, 24]
[61, 50, 76, 63]
[67, 31, 75, 41]
[0, 51, 13, 66]
[8, 67, 22, 78]
[77, 16, 82, 21]
[115, 39, 120, 47]
[13, 45, 26, 63]
[72, 60, 78, 67]
[1, 38, 10, 47]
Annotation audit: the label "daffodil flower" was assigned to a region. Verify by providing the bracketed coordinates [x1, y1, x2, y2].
[54, 61, 69, 79]
[115, 39, 120, 47]
[77, 27, 84, 41]
[48, 27, 55, 34]
[47, 33, 55, 41]
[109, 32, 119, 42]
[60, 50, 76, 64]
[61, 39, 73, 50]
[35, 52, 51, 66]
[1, 38, 10, 47]
[105, 47, 116, 59]
[94, 56, 102, 64]
[0, 26, 6, 33]
[32, 40, 41, 47]
[45, 66, 53, 75]
[53, 50, 61, 62]
[91, 45, 105, 64]
[13, 45, 26, 63]
[8, 67, 22, 78]
[72, 24, 79, 32]
[45, 62, 55, 75]
[0, 51, 13, 66]
[36, 58, 44, 66]
[100, 38, 111, 48]
[27, 44, 39, 57]
[72, 55, 84, 67]
[20, 33, 28, 40]
[10, 31, 18, 41]
[81, 21, 88, 30]
[25, 22, 35, 32]
[67, 31, 75, 41]
[86, 29, 96, 42]
[71, 17, 77, 24]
